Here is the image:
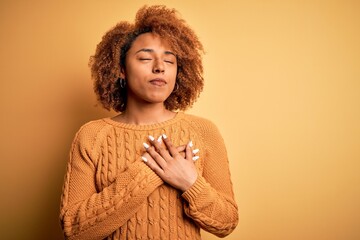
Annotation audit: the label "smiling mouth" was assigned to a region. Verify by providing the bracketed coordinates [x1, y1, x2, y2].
[149, 78, 167, 86]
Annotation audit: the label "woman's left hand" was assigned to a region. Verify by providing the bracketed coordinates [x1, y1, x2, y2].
[142, 134, 198, 192]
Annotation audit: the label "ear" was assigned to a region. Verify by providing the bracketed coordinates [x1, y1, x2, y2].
[119, 67, 126, 79]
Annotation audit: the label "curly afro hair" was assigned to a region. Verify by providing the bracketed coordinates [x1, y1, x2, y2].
[89, 5, 204, 112]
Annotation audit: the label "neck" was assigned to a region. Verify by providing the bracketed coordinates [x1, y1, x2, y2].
[115, 102, 176, 125]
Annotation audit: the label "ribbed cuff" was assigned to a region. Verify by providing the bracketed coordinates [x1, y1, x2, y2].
[181, 176, 207, 202]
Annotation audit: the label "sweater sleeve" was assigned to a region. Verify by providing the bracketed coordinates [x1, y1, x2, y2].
[59, 125, 163, 240]
[181, 119, 239, 237]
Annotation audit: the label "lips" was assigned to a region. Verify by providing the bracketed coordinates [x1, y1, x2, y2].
[149, 78, 167, 86]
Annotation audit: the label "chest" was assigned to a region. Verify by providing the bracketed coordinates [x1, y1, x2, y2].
[94, 128, 205, 191]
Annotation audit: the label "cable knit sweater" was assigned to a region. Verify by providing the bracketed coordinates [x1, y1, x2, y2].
[60, 112, 238, 240]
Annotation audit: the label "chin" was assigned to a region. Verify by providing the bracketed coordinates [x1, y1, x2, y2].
[146, 94, 171, 103]
[147, 99, 168, 104]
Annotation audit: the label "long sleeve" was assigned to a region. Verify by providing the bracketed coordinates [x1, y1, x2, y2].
[59, 124, 163, 240]
[60, 114, 237, 240]
[181, 119, 239, 237]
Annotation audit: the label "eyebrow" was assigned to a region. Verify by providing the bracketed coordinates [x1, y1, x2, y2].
[135, 48, 176, 56]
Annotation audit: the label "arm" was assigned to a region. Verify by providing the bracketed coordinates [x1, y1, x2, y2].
[60, 127, 163, 240]
[181, 120, 239, 237]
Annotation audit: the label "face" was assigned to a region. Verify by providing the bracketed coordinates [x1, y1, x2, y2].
[120, 32, 178, 107]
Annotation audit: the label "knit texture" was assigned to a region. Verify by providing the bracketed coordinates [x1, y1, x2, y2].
[60, 112, 238, 240]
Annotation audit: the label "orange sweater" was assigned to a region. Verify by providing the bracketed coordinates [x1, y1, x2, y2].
[60, 112, 238, 240]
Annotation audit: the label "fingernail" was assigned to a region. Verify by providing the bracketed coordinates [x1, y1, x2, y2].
[192, 156, 199, 161]
[188, 141, 193, 148]
[141, 156, 148, 163]
[192, 149, 199, 154]
[157, 135, 162, 142]
[148, 135, 155, 141]
[162, 133, 167, 139]
[143, 142, 150, 149]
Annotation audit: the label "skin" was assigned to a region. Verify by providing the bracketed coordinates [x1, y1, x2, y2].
[143, 135, 198, 192]
[116, 32, 177, 125]
[114, 32, 198, 192]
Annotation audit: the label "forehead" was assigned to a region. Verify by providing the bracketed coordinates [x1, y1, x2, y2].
[129, 32, 173, 52]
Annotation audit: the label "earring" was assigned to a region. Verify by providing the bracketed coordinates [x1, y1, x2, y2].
[118, 78, 126, 88]
[174, 82, 179, 92]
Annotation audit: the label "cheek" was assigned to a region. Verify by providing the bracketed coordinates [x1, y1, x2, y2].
[170, 66, 178, 79]
[125, 66, 146, 84]
[124, 58, 148, 77]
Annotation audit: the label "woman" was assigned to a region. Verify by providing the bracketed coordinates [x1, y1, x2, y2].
[60, 5, 238, 240]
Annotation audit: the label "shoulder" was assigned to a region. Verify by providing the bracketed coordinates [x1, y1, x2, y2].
[72, 118, 113, 149]
[181, 113, 218, 129]
[181, 113, 222, 137]
[181, 113, 227, 154]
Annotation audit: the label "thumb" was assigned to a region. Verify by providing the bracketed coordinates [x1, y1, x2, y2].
[185, 141, 193, 161]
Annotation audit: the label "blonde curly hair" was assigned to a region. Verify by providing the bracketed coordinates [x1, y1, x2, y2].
[89, 5, 204, 112]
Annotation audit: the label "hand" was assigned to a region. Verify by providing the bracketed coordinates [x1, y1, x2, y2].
[153, 136, 200, 160]
[142, 134, 199, 192]
[148, 135, 199, 159]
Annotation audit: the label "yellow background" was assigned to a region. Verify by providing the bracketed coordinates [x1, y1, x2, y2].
[1, 0, 359, 239]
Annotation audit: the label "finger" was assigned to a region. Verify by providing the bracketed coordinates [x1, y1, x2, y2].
[161, 134, 180, 158]
[148, 135, 172, 160]
[177, 145, 186, 158]
[141, 153, 165, 176]
[185, 141, 193, 161]
[144, 142, 167, 168]
[192, 148, 200, 155]
[176, 144, 186, 153]
[178, 145, 197, 158]
[184, 141, 199, 161]
[157, 135, 163, 145]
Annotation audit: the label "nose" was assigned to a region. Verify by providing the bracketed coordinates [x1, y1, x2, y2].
[152, 59, 165, 74]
